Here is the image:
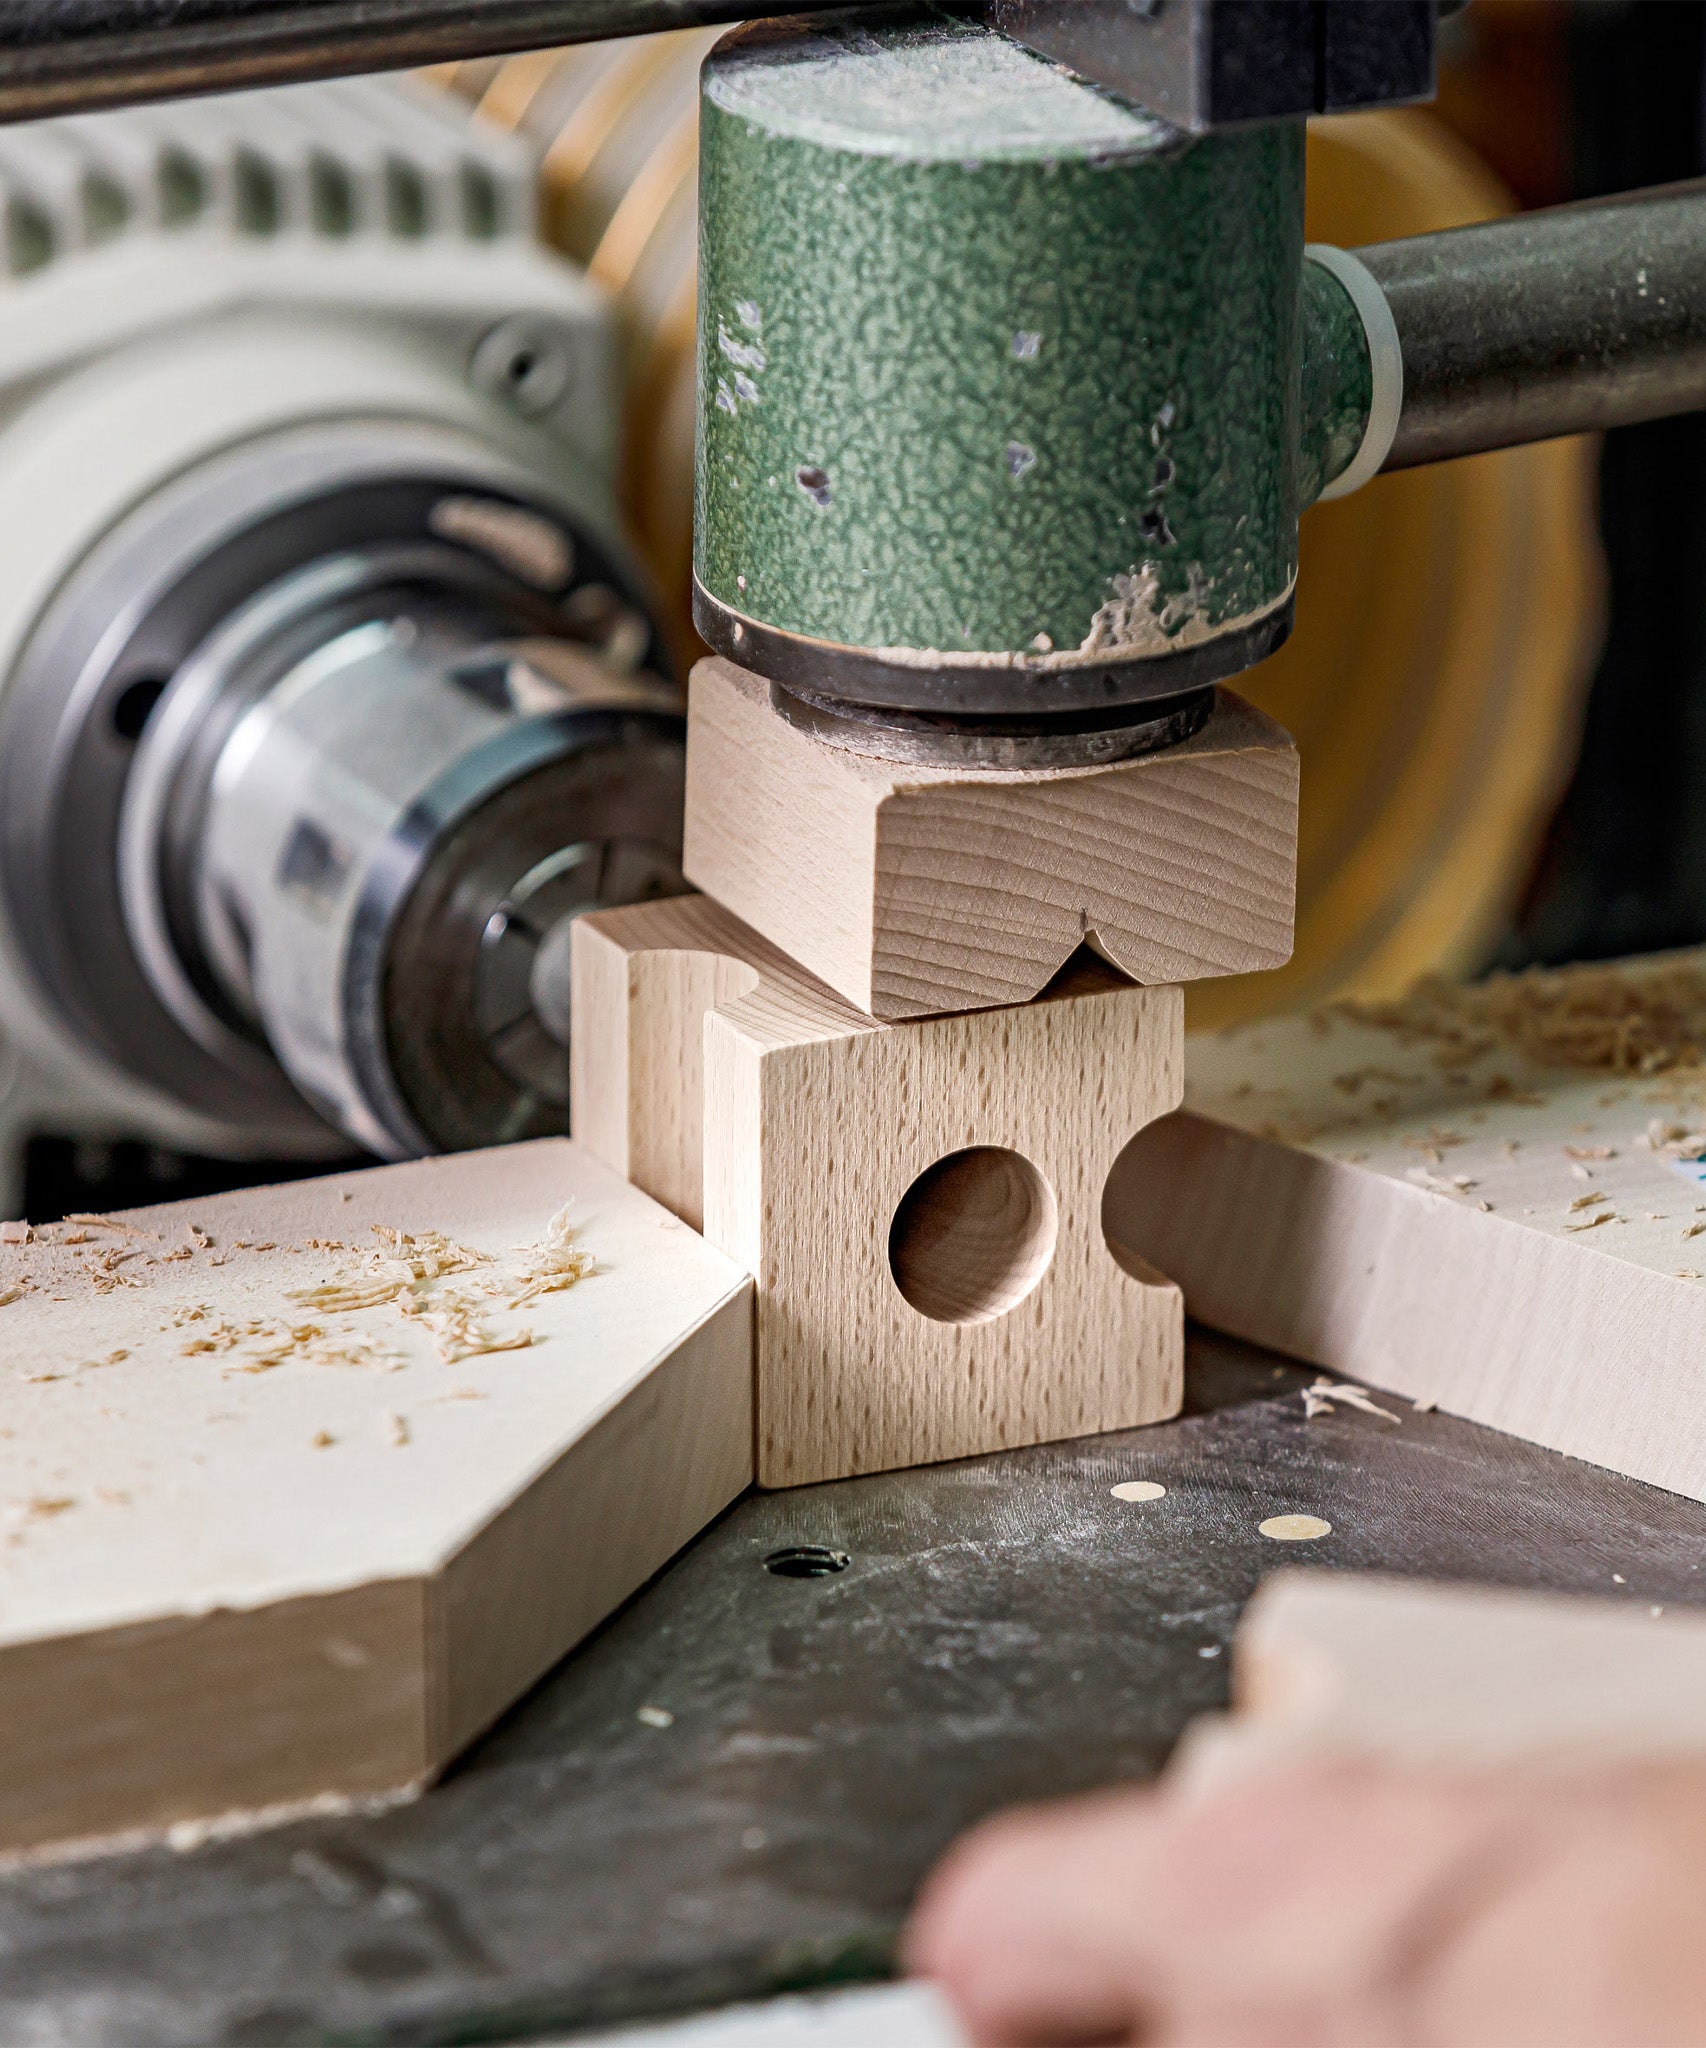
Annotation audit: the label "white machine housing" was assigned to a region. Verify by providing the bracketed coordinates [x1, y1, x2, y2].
[0, 78, 671, 1209]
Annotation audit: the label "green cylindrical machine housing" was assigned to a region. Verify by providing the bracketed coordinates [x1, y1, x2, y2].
[693, 10, 1364, 730]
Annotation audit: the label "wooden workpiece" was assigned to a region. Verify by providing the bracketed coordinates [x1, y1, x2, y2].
[571, 893, 1184, 1487]
[1106, 950, 1706, 1504]
[0, 1140, 750, 1859]
[682, 656, 1299, 1021]
[1174, 1572, 1706, 1792]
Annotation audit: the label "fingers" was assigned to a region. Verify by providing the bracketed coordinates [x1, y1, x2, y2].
[905, 1788, 1169, 2045]
[905, 1759, 1555, 2048]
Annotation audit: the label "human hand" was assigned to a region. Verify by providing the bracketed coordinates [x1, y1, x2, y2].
[906, 1755, 1706, 2047]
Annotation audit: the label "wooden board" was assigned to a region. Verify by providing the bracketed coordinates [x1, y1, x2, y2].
[0, 1139, 751, 1858]
[1105, 951, 1706, 1503]
[1173, 1571, 1706, 1792]
[682, 656, 1298, 1021]
[572, 893, 1184, 1487]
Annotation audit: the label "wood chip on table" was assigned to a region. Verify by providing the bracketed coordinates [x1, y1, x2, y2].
[62, 1214, 153, 1238]
[1301, 1379, 1401, 1424]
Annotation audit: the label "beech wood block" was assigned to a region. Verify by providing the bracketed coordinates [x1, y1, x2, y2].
[1106, 950, 1706, 1504]
[0, 1141, 750, 1858]
[682, 656, 1299, 1021]
[571, 893, 1185, 1487]
[1173, 1573, 1706, 1792]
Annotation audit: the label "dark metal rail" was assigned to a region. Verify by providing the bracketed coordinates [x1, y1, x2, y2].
[0, 1, 854, 121]
[1364, 179, 1706, 468]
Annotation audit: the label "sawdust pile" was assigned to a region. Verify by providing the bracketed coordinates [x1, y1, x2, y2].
[290, 1207, 595, 1365]
[1338, 958, 1706, 1077]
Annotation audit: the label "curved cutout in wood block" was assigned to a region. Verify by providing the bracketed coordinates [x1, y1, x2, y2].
[0, 1141, 751, 1858]
[572, 894, 1184, 1487]
[682, 656, 1299, 1021]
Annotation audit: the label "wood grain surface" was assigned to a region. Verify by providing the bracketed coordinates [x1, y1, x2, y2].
[0, 1141, 751, 1857]
[682, 657, 1299, 1021]
[572, 894, 1185, 1487]
[1108, 952, 1706, 1503]
[1175, 1571, 1706, 1791]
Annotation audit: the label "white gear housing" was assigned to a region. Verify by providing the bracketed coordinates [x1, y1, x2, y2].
[0, 78, 682, 1209]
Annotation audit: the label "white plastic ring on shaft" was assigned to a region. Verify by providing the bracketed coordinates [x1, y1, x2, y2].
[1305, 243, 1404, 501]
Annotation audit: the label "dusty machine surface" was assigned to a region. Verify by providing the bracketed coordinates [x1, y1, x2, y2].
[0, 72, 685, 1206]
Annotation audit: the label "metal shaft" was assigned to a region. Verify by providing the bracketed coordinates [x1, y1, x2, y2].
[1362, 179, 1706, 470]
[0, 0, 856, 121]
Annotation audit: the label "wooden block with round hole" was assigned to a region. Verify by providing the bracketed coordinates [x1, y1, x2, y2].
[681, 655, 1299, 1022]
[572, 893, 1184, 1487]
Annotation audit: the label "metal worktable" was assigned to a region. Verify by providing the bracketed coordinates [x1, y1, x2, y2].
[5, 1328, 1706, 2047]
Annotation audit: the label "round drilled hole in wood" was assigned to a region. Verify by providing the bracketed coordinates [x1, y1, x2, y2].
[888, 1146, 1059, 1326]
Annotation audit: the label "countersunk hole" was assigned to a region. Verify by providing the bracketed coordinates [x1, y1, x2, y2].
[111, 674, 167, 741]
[764, 1545, 849, 1579]
[889, 1145, 1058, 1325]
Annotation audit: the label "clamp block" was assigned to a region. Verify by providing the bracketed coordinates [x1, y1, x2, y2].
[572, 893, 1184, 1488]
[682, 656, 1299, 1023]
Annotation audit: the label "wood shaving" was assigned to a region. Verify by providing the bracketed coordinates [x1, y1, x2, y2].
[62, 1213, 151, 1238]
[1301, 1378, 1401, 1424]
[1404, 1167, 1476, 1195]
[1565, 1211, 1614, 1232]
[0, 1283, 28, 1308]
[1568, 1191, 1607, 1211]
[1640, 1119, 1706, 1160]
[505, 1206, 599, 1306]
[1684, 1223, 1706, 1241]
[383, 1411, 409, 1448]
[289, 1207, 592, 1364]
[310, 1431, 335, 1449]
[1565, 1144, 1616, 1160]
[1570, 1163, 1593, 1181]
[0, 1221, 29, 1245]
[1339, 959, 1706, 1077]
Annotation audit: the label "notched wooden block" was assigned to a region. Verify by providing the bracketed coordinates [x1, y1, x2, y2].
[572, 893, 1185, 1489]
[0, 1141, 750, 1858]
[682, 655, 1299, 1021]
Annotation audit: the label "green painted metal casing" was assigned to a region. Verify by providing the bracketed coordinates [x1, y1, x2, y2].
[693, 10, 1370, 722]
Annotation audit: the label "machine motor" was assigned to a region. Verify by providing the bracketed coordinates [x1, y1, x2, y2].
[0, 76, 684, 1199]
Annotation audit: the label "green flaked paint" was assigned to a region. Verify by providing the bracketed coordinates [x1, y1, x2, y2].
[695, 10, 1309, 675]
[1299, 257, 1375, 503]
